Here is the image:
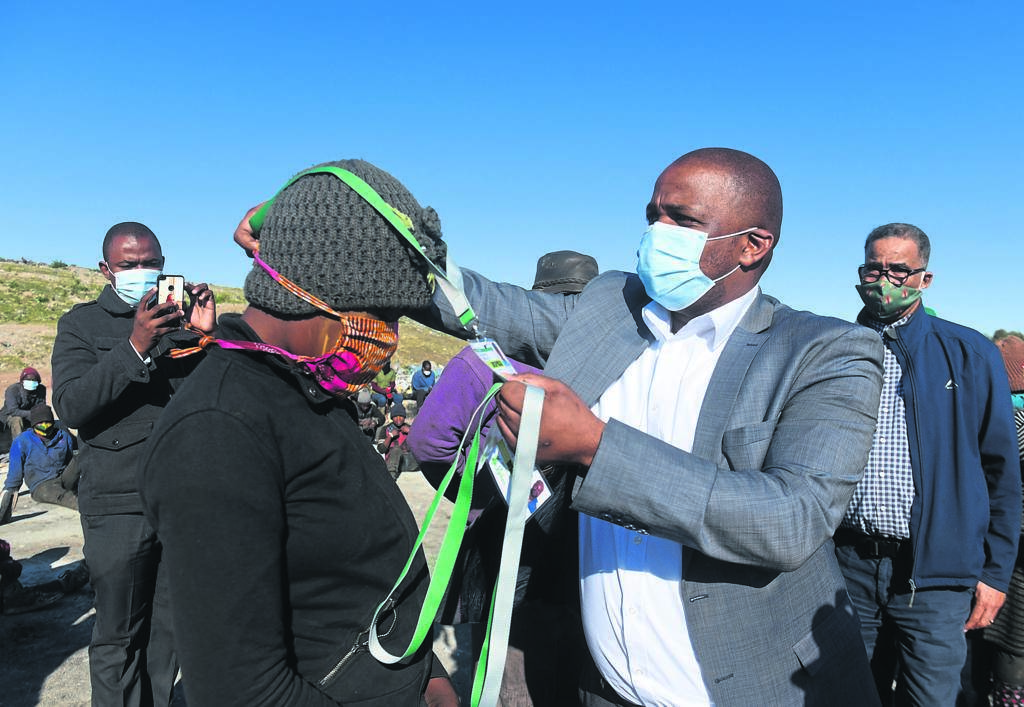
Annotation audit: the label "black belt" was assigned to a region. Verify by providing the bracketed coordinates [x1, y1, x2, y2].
[834, 528, 909, 559]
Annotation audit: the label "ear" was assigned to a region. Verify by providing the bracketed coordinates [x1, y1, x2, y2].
[919, 271, 934, 290]
[99, 260, 115, 284]
[739, 229, 776, 268]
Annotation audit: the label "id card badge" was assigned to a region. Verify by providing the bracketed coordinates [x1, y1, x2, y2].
[480, 425, 551, 515]
[470, 338, 517, 380]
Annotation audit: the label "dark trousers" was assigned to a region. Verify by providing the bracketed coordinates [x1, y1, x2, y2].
[82, 512, 177, 707]
[5, 414, 27, 439]
[413, 388, 431, 410]
[836, 540, 973, 707]
[30, 456, 80, 511]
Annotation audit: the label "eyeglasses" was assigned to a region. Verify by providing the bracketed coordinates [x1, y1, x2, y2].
[858, 264, 926, 286]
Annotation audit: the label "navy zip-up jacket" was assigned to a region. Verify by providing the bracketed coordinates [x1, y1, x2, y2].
[858, 305, 1021, 593]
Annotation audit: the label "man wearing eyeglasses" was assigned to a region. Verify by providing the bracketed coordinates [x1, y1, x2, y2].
[836, 222, 1020, 706]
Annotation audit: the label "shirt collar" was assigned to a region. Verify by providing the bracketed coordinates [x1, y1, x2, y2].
[642, 286, 760, 349]
[864, 309, 914, 337]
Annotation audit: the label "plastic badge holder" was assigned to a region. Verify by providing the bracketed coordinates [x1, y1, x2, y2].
[469, 337, 517, 380]
[481, 425, 550, 514]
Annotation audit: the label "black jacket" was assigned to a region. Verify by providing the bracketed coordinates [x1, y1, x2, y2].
[2, 382, 47, 421]
[139, 314, 438, 706]
[51, 285, 202, 515]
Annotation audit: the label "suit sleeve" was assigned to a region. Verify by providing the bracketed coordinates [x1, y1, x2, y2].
[416, 268, 576, 369]
[977, 342, 1022, 592]
[140, 410, 342, 707]
[572, 326, 885, 572]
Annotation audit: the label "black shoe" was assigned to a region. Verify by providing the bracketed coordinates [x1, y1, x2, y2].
[57, 563, 90, 592]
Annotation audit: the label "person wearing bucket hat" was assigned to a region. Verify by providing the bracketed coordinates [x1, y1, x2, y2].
[140, 159, 457, 706]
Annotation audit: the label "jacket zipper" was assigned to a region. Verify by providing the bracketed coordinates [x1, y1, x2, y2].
[318, 628, 370, 688]
[891, 327, 920, 607]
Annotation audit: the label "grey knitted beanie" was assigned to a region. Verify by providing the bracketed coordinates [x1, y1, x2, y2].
[244, 159, 446, 316]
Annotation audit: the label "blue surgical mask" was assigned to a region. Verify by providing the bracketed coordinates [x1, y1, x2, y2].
[636, 222, 755, 311]
[22, 380, 39, 391]
[1012, 393, 1024, 410]
[107, 266, 161, 307]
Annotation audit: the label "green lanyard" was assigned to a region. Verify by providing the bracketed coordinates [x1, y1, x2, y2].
[249, 165, 480, 333]
[367, 383, 545, 707]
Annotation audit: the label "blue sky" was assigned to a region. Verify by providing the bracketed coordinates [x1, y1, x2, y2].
[2, 2, 1021, 336]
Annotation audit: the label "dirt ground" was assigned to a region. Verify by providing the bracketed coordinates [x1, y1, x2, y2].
[0, 467, 470, 706]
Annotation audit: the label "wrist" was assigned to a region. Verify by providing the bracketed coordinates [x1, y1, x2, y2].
[577, 420, 605, 468]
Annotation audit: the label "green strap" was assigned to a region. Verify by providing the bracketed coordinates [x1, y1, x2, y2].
[476, 384, 544, 705]
[368, 383, 501, 664]
[367, 381, 546, 707]
[249, 166, 479, 332]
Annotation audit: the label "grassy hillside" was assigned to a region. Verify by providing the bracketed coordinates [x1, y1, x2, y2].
[0, 259, 466, 381]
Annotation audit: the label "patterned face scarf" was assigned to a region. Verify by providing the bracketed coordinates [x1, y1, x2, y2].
[172, 251, 398, 397]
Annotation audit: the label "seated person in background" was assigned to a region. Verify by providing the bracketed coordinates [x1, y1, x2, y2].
[0, 404, 79, 524]
[355, 388, 385, 439]
[411, 360, 436, 409]
[0, 538, 63, 615]
[3, 367, 47, 441]
[371, 360, 403, 409]
[376, 403, 414, 478]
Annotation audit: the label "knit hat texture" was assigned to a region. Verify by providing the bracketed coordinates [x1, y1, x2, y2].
[390, 403, 407, 420]
[245, 159, 446, 316]
[998, 336, 1024, 393]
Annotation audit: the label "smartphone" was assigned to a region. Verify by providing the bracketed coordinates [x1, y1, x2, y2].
[157, 275, 185, 305]
[156, 275, 186, 323]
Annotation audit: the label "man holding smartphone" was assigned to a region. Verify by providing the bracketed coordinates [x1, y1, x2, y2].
[51, 222, 215, 707]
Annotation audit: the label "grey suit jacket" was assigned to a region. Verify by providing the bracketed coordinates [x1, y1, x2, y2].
[429, 268, 884, 706]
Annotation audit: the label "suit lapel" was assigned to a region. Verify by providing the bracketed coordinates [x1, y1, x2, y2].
[545, 275, 653, 407]
[691, 294, 775, 460]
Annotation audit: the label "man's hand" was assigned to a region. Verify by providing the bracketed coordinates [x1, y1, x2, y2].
[130, 288, 184, 356]
[423, 676, 459, 707]
[964, 580, 1006, 630]
[495, 373, 605, 467]
[233, 203, 265, 257]
[186, 283, 216, 335]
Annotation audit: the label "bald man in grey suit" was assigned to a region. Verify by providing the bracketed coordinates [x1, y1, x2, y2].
[424, 148, 885, 706]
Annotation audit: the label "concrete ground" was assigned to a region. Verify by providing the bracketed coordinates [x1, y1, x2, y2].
[0, 467, 471, 706]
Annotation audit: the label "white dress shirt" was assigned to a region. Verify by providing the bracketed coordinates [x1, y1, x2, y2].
[579, 286, 759, 707]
